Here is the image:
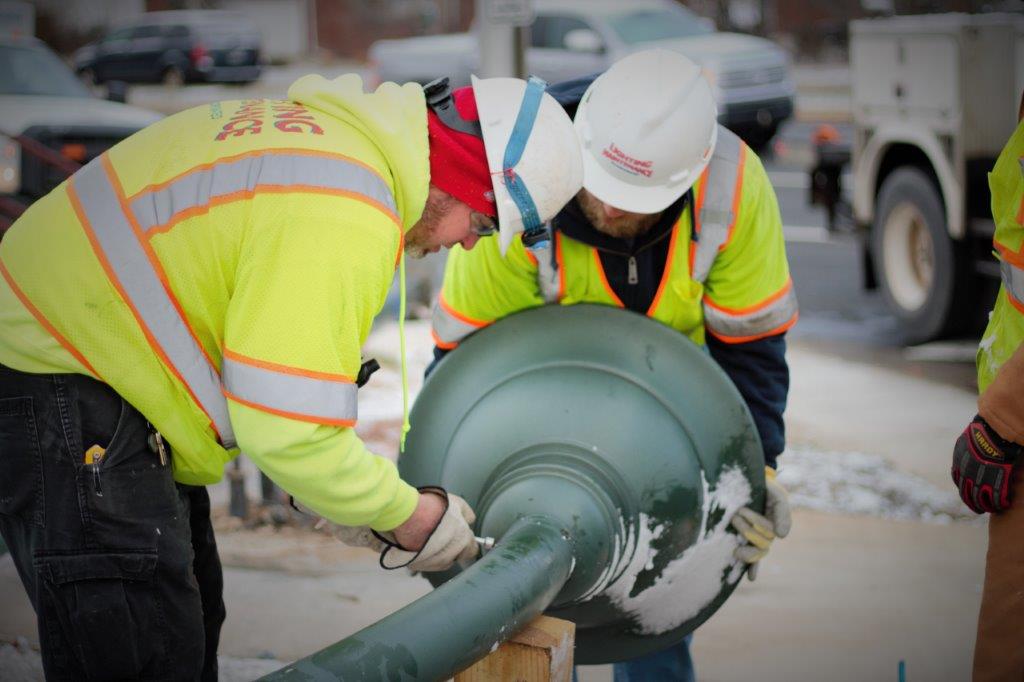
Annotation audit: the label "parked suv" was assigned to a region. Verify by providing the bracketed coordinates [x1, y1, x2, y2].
[369, 0, 794, 149]
[74, 10, 262, 86]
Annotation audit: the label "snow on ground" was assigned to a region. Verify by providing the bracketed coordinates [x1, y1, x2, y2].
[777, 445, 974, 524]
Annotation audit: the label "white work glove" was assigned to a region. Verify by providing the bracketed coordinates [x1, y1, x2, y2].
[730, 467, 792, 581]
[379, 488, 479, 572]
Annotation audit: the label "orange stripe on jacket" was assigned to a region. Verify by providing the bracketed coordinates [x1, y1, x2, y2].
[129, 147, 390, 200]
[996, 242, 1024, 270]
[593, 249, 624, 308]
[707, 312, 799, 345]
[689, 168, 711, 273]
[70, 170, 221, 441]
[1007, 286, 1024, 315]
[225, 389, 356, 428]
[647, 223, 681, 316]
[223, 347, 354, 383]
[146, 185, 401, 236]
[437, 291, 491, 328]
[703, 278, 793, 316]
[431, 327, 459, 350]
[720, 144, 747, 252]
[0, 258, 103, 380]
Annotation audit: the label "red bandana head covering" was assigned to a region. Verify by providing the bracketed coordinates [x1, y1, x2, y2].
[426, 86, 497, 217]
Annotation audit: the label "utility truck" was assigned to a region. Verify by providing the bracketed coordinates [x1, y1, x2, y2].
[812, 13, 1024, 344]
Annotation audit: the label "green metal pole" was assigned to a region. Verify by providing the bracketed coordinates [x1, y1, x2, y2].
[260, 515, 575, 682]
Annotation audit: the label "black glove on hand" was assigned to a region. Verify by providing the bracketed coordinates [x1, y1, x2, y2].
[951, 415, 1021, 514]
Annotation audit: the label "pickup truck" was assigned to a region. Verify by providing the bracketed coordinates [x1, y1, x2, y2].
[809, 12, 1024, 344]
[369, 0, 795, 149]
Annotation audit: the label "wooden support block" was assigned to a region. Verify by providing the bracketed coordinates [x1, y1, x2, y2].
[455, 615, 575, 682]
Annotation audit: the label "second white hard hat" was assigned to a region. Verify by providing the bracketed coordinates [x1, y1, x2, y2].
[472, 74, 583, 254]
[574, 49, 718, 214]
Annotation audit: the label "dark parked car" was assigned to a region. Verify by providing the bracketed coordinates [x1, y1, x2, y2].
[73, 10, 262, 86]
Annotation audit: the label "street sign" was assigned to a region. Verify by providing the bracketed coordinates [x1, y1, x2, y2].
[484, 0, 534, 27]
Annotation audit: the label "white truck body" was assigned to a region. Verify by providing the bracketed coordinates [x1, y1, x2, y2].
[851, 12, 1024, 239]
[845, 12, 1024, 343]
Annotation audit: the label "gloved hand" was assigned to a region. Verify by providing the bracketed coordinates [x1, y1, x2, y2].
[378, 487, 479, 572]
[951, 415, 1021, 514]
[731, 466, 792, 581]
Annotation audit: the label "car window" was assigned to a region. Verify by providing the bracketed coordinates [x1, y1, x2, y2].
[104, 27, 133, 42]
[162, 25, 189, 39]
[606, 7, 713, 44]
[531, 14, 594, 49]
[131, 25, 162, 39]
[0, 44, 92, 97]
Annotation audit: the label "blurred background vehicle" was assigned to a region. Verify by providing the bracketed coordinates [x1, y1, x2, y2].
[369, 0, 795, 150]
[73, 10, 262, 87]
[808, 12, 1024, 344]
[0, 34, 160, 233]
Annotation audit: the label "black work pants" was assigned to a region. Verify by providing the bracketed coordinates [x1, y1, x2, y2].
[0, 364, 226, 681]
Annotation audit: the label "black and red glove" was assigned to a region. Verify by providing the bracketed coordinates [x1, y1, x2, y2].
[951, 415, 1021, 514]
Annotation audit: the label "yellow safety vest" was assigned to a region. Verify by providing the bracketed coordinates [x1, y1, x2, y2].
[434, 126, 796, 348]
[0, 75, 427, 529]
[978, 117, 1024, 392]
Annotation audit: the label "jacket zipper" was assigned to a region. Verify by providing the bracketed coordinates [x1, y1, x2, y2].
[594, 225, 676, 286]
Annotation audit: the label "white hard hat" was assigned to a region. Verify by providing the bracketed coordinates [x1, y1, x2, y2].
[574, 49, 718, 214]
[472, 75, 583, 254]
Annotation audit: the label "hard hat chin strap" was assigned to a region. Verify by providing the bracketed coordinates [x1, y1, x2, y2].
[423, 77, 483, 138]
[502, 75, 547, 245]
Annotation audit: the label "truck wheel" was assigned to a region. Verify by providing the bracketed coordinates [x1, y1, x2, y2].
[871, 167, 968, 344]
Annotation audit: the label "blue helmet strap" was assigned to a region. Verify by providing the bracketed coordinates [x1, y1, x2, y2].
[501, 76, 547, 236]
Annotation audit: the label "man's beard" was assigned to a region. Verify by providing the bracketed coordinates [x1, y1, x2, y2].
[405, 190, 457, 259]
[576, 190, 661, 239]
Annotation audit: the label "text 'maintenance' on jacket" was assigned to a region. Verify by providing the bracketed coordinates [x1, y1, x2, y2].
[0, 74, 429, 531]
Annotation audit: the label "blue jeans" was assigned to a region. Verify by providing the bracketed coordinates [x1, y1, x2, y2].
[573, 635, 695, 682]
[612, 635, 695, 682]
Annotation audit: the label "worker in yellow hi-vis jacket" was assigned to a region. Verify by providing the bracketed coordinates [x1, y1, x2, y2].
[0, 73, 582, 680]
[431, 50, 796, 681]
[949, 92, 1024, 682]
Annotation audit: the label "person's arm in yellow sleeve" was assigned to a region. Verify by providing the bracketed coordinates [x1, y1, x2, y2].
[222, 193, 417, 530]
[702, 147, 796, 469]
[430, 232, 544, 361]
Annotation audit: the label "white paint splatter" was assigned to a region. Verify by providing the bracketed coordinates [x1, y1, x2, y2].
[602, 466, 752, 635]
[978, 331, 1001, 376]
[548, 631, 574, 676]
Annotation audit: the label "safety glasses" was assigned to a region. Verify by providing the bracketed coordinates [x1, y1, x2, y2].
[470, 211, 498, 237]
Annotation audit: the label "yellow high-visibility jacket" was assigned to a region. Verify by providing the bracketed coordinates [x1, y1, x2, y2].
[978, 117, 1024, 395]
[0, 74, 427, 530]
[433, 126, 796, 350]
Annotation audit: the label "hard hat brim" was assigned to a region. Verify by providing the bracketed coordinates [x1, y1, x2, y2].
[579, 147, 702, 215]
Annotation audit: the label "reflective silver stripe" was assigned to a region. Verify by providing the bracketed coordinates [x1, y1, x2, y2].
[222, 355, 357, 424]
[432, 299, 484, 347]
[73, 157, 237, 448]
[1002, 259, 1024, 305]
[533, 237, 560, 303]
[703, 284, 798, 341]
[131, 152, 398, 232]
[692, 126, 743, 284]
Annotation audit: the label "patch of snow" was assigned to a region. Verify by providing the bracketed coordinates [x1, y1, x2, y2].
[776, 445, 974, 523]
[603, 466, 751, 635]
